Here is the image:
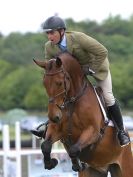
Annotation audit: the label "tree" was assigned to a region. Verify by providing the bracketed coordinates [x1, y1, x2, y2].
[23, 84, 48, 110]
[0, 32, 45, 65]
[0, 16, 133, 110]
[0, 65, 44, 110]
[0, 59, 13, 80]
[111, 59, 133, 108]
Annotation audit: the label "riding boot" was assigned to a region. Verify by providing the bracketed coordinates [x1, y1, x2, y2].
[107, 102, 130, 147]
[30, 120, 49, 139]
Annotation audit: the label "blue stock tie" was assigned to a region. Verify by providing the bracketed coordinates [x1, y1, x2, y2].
[58, 44, 67, 52]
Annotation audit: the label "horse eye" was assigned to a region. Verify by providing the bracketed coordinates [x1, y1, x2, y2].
[56, 82, 62, 87]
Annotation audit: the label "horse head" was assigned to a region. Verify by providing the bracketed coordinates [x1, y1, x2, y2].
[34, 52, 84, 123]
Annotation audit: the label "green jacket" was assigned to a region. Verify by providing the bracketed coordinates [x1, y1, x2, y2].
[44, 31, 109, 80]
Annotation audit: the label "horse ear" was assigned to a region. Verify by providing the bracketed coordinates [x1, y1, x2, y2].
[56, 57, 62, 67]
[33, 59, 46, 68]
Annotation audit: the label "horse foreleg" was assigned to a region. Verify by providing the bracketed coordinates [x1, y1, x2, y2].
[67, 144, 88, 172]
[71, 157, 88, 172]
[41, 139, 58, 170]
[68, 127, 98, 172]
[63, 142, 87, 172]
[69, 126, 98, 157]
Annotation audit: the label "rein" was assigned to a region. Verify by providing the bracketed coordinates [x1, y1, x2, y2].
[45, 65, 88, 145]
[64, 80, 88, 145]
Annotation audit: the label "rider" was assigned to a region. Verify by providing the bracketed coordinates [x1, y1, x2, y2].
[31, 16, 130, 147]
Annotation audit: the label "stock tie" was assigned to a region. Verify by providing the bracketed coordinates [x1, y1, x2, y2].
[58, 44, 67, 52]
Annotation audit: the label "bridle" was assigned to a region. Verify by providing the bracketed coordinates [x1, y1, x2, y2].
[45, 65, 88, 111]
[44, 62, 108, 148]
[45, 63, 88, 145]
[45, 65, 71, 110]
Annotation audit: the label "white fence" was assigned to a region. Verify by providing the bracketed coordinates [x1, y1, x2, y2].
[0, 122, 77, 177]
[0, 122, 132, 177]
[1, 122, 22, 177]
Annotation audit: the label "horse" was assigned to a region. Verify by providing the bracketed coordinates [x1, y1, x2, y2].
[34, 52, 133, 177]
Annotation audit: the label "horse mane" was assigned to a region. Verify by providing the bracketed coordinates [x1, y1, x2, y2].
[55, 52, 84, 80]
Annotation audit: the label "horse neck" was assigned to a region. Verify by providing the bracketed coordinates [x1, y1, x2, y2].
[68, 71, 85, 96]
[62, 55, 86, 96]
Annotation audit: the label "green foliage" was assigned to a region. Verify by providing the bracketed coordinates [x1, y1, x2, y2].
[0, 65, 46, 110]
[0, 15, 133, 110]
[101, 15, 133, 36]
[97, 34, 133, 62]
[0, 59, 14, 79]
[23, 84, 48, 110]
[111, 59, 133, 108]
[0, 32, 46, 65]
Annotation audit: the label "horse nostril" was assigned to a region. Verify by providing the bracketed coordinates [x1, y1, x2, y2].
[48, 111, 62, 124]
[54, 116, 60, 123]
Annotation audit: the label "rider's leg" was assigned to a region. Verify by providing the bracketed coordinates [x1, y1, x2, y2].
[30, 120, 49, 138]
[97, 70, 130, 147]
[107, 101, 130, 146]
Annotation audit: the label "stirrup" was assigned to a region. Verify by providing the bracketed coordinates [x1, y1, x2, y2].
[30, 129, 44, 139]
[30, 122, 48, 139]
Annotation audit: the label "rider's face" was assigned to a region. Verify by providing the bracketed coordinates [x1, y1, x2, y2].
[46, 30, 64, 44]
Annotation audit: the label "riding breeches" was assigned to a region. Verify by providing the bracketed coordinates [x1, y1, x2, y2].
[96, 70, 115, 107]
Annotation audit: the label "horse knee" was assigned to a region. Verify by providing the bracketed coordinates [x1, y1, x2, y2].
[69, 144, 80, 158]
[41, 139, 52, 154]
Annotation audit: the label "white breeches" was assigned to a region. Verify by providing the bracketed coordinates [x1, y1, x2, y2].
[96, 70, 115, 107]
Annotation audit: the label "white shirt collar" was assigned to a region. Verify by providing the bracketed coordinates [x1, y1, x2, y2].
[60, 34, 67, 47]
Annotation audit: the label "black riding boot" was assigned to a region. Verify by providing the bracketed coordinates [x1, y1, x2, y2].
[30, 120, 49, 139]
[108, 102, 130, 147]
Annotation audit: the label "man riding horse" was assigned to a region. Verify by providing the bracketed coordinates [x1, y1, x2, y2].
[31, 16, 130, 147]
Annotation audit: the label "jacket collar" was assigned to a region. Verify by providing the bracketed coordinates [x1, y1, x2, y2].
[65, 32, 74, 54]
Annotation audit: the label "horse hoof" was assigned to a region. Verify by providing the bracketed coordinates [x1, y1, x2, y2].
[81, 162, 89, 171]
[72, 164, 81, 172]
[44, 158, 58, 170]
[72, 162, 88, 172]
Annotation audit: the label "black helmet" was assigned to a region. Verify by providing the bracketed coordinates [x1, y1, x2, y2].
[42, 16, 66, 32]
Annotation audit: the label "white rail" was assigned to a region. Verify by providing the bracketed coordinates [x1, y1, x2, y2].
[0, 122, 132, 177]
[0, 123, 69, 177]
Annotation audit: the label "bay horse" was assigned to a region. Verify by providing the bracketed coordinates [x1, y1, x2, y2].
[34, 52, 133, 177]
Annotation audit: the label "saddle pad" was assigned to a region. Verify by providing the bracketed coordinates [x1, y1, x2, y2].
[94, 87, 114, 127]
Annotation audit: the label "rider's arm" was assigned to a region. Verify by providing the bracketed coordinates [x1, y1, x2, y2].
[77, 32, 108, 73]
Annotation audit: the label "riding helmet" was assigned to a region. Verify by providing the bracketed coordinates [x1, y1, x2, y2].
[42, 16, 66, 32]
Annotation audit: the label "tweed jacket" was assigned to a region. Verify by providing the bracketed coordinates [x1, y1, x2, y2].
[44, 31, 110, 80]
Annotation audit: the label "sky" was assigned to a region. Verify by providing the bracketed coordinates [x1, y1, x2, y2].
[0, 0, 133, 35]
